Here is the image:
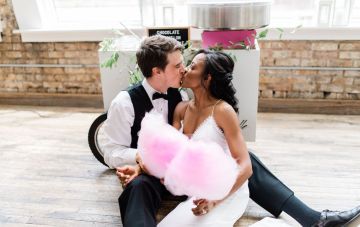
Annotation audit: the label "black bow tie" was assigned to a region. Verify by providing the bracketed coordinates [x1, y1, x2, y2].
[152, 92, 168, 100]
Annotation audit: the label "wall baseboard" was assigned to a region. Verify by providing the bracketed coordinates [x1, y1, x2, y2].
[0, 92, 103, 109]
[259, 98, 360, 115]
[0, 93, 359, 115]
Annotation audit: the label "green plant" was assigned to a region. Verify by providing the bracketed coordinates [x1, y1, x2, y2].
[99, 25, 300, 86]
[99, 28, 144, 85]
[182, 40, 200, 66]
[128, 65, 143, 86]
[182, 40, 239, 64]
[99, 31, 123, 69]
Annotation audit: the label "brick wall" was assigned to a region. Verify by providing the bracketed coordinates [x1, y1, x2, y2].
[1, 0, 359, 101]
[259, 41, 360, 100]
[0, 0, 101, 94]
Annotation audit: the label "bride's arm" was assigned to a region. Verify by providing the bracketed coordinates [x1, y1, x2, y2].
[172, 101, 189, 130]
[192, 103, 252, 215]
[214, 102, 253, 203]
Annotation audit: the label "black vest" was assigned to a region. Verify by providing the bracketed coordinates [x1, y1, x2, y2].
[128, 84, 182, 148]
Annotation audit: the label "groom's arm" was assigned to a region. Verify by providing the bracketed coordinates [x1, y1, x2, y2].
[103, 91, 138, 169]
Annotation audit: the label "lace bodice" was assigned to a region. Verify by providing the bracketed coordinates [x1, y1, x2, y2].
[184, 100, 231, 156]
[190, 116, 231, 156]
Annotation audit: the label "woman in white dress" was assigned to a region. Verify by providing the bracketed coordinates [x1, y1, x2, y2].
[158, 50, 253, 227]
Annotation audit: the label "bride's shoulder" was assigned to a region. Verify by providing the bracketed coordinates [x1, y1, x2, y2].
[175, 100, 190, 110]
[174, 101, 190, 117]
[173, 101, 190, 129]
[216, 101, 235, 114]
[214, 101, 238, 124]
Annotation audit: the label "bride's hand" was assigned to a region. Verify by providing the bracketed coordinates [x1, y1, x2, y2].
[192, 198, 219, 216]
[135, 152, 150, 175]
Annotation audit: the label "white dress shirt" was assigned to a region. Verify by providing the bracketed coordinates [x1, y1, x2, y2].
[103, 79, 188, 168]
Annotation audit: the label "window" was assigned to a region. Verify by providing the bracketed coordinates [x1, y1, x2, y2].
[39, 0, 142, 29]
[42, 0, 360, 28]
[349, 0, 360, 26]
[271, 0, 315, 27]
[36, 0, 188, 29]
[271, 0, 359, 27]
[11, 0, 360, 42]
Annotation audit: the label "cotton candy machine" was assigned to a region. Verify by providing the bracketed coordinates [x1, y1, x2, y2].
[189, 0, 271, 29]
[188, 0, 272, 141]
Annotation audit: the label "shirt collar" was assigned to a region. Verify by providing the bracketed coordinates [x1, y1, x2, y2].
[142, 79, 167, 99]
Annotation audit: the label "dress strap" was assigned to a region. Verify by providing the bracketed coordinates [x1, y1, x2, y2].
[183, 101, 191, 119]
[211, 99, 222, 116]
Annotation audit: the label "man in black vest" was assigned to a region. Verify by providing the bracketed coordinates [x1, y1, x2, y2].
[103, 35, 360, 227]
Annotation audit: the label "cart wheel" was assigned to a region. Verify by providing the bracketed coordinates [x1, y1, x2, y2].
[88, 112, 109, 167]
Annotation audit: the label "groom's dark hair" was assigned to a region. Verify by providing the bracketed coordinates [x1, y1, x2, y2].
[136, 35, 183, 78]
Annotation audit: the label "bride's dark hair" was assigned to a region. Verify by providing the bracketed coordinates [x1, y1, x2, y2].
[196, 49, 239, 113]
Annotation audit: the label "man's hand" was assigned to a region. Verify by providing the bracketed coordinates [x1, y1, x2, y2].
[116, 165, 141, 187]
[192, 198, 219, 216]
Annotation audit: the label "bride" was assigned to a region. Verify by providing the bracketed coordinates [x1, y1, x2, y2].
[157, 49, 252, 227]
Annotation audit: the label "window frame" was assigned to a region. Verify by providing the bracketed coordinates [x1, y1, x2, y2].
[11, 0, 360, 42]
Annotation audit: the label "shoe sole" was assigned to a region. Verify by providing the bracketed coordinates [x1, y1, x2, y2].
[345, 211, 360, 227]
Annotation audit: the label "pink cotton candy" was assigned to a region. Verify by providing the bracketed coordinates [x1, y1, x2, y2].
[138, 113, 188, 178]
[164, 141, 238, 200]
[138, 112, 239, 200]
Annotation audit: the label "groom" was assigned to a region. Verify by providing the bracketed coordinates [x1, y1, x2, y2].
[103, 35, 360, 227]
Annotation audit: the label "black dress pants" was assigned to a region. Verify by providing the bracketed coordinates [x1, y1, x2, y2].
[119, 151, 294, 227]
[248, 151, 294, 217]
[119, 174, 167, 227]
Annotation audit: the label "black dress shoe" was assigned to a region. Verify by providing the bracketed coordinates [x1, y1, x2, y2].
[312, 205, 360, 227]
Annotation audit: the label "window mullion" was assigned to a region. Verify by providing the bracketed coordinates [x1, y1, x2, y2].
[36, 0, 58, 28]
[12, 0, 42, 29]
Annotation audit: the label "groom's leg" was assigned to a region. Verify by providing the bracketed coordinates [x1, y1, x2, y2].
[248, 151, 321, 227]
[248, 151, 293, 217]
[119, 174, 167, 227]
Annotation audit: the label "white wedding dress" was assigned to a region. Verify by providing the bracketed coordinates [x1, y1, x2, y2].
[158, 112, 249, 227]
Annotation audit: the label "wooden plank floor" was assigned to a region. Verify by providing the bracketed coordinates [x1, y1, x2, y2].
[0, 105, 359, 227]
